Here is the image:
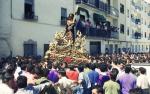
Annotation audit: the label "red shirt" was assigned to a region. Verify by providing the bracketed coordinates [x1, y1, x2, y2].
[66, 70, 79, 81]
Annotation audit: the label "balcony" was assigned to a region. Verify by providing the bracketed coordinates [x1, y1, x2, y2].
[76, 0, 119, 17]
[79, 26, 118, 39]
[24, 12, 38, 21]
[131, 18, 141, 25]
[132, 32, 142, 39]
[86, 27, 119, 39]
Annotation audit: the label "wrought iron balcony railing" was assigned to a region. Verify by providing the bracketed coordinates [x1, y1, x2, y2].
[24, 12, 38, 21]
[77, 26, 119, 39]
[132, 32, 142, 39]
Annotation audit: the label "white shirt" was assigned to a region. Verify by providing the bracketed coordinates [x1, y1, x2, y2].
[0, 83, 14, 94]
[137, 74, 149, 89]
[58, 77, 72, 88]
[14, 66, 21, 80]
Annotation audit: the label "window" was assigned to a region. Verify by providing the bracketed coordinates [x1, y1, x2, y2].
[24, 0, 37, 20]
[145, 32, 147, 38]
[61, 7, 67, 26]
[127, 28, 129, 35]
[120, 24, 124, 33]
[127, 9, 129, 18]
[120, 4, 124, 14]
[24, 39, 37, 57]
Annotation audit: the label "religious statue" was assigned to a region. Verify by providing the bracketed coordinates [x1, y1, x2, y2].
[45, 13, 89, 64]
[65, 13, 76, 44]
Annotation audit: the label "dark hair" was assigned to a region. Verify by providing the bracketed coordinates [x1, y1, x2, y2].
[42, 68, 49, 77]
[92, 85, 103, 94]
[26, 63, 34, 73]
[34, 66, 43, 77]
[68, 65, 74, 70]
[47, 63, 52, 69]
[68, 13, 74, 20]
[139, 67, 146, 74]
[99, 63, 108, 72]
[110, 71, 117, 81]
[2, 71, 14, 83]
[5, 63, 16, 74]
[17, 76, 27, 88]
[111, 68, 119, 76]
[78, 64, 84, 72]
[125, 65, 131, 74]
[85, 63, 91, 68]
[90, 64, 96, 70]
[20, 63, 26, 71]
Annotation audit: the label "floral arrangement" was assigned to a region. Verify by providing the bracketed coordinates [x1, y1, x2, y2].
[45, 30, 89, 64]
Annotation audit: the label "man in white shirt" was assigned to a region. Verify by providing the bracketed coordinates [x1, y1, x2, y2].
[137, 67, 149, 94]
[0, 72, 15, 94]
[58, 70, 73, 88]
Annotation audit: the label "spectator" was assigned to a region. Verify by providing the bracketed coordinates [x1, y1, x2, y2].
[136, 67, 149, 94]
[47, 63, 59, 83]
[15, 76, 50, 94]
[0, 71, 15, 94]
[66, 64, 79, 81]
[57, 70, 73, 94]
[118, 65, 136, 94]
[103, 70, 120, 94]
[92, 85, 104, 94]
[88, 64, 99, 86]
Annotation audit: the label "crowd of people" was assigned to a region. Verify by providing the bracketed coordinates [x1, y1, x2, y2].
[0, 53, 150, 94]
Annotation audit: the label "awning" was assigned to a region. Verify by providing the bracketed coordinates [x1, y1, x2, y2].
[76, 7, 90, 18]
[93, 13, 106, 23]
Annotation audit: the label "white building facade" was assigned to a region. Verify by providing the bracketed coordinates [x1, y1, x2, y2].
[0, 0, 150, 57]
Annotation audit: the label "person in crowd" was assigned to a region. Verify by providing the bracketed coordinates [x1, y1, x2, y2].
[73, 64, 91, 94]
[15, 76, 51, 94]
[136, 67, 149, 94]
[88, 64, 99, 86]
[59, 62, 67, 71]
[85, 19, 92, 36]
[57, 70, 73, 94]
[66, 64, 79, 81]
[92, 85, 104, 94]
[103, 69, 120, 94]
[84, 63, 91, 74]
[34, 66, 50, 85]
[24, 63, 35, 85]
[98, 63, 110, 87]
[118, 65, 136, 94]
[47, 63, 59, 84]
[0, 71, 15, 94]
